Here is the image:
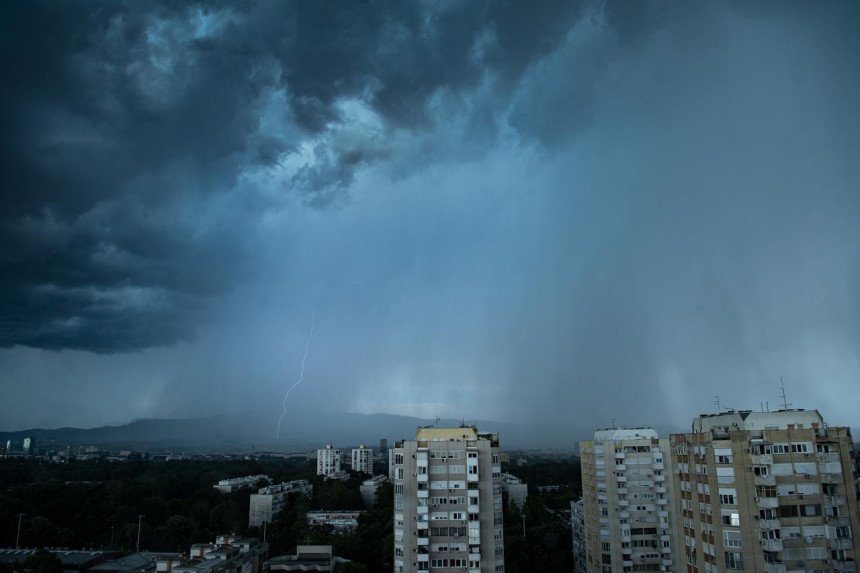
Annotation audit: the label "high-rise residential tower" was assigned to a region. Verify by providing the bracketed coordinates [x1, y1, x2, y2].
[391, 426, 505, 573]
[352, 444, 373, 475]
[580, 428, 683, 573]
[317, 445, 341, 476]
[670, 409, 859, 572]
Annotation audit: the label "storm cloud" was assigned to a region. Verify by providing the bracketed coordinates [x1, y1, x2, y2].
[1, 1, 859, 431]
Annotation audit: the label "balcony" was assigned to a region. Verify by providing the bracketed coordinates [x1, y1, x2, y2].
[619, 499, 629, 507]
[833, 560, 857, 572]
[821, 473, 841, 484]
[655, 486, 666, 494]
[616, 464, 627, 471]
[764, 562, 786, 573]
[417, 537, 429, 546]
[654, 474, 666, 482]
[662, 558, 673, 567]
[755, 475, 776, 486]
[817, 452, 840, 463]
[468, 504, 480, 513]
[826, 515, 851, 527]
[616, 475, 628, 483]
[467, 473, 479, 483]
[752, 454, 773, 464]
[619, 511, 630, 519]
[417, 554, 429, 563]
[829, 538, 853, 550]
[759, 519, 780, 530]
[418, 490, 429, 498]
[760, 539, 783, 551]
[757, 497, 779, 509]
[417, 521, 428, 530]
[417, 505, 428, 514]
[617, 487, 628, 494]
[656, 498, 667, 506]
[652, 462, 665, 471]
[615, 452, 625, 459]
[824, 494, 848, 506]
[417, 474, 428, 483]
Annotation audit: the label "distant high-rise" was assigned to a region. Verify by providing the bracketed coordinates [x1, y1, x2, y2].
[580, 428, 682, 573]
[670, 408, 860, 572]
[317, 445, 341, 476]
[391, 426, 504, 573]
[22, 437, 33, 456]
[380, 438, 389, 458]
[351, 445, 373, 475]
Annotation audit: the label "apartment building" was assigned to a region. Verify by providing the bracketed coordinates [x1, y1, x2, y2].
[580, 428, 682, 573]
[670, 409, 859, 573]
[317, 445, 341, 477]
[391, 426, 505, 573]
[572, 499, 587, 573]
[352, 445, 374, 475]
[249, 480, 313, 527]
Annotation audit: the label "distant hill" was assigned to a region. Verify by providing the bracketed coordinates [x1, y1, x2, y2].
[0, 411, 685, 451]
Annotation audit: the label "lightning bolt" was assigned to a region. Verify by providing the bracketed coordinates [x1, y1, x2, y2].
[276, 312, 315, 439]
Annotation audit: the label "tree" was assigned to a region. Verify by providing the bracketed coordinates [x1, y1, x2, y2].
[24, 549, 62, 573]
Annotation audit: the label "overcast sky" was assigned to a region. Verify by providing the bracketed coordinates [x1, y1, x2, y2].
[2, 1, 859, 433]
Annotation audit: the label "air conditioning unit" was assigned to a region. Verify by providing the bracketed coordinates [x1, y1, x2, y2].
[744, 448, 752, 453]
[747, 466, 754, 472]
[805, 453, 812, 458]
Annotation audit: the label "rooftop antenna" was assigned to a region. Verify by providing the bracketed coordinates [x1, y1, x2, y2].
[610, 418, 616, 429]
[779, 377, 791, 410]
[713, 395, 721, 412]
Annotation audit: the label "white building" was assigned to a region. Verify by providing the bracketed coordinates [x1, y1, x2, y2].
[249, 480, 313, 527]
[351, 445, 373, 475]
[391, 426, 505, 573]
[360, 475, 388, 509]
[500, 474, 527, 509]
[579, 427, 682, 573]
[316, 445, 341, 477]
[215, 475, 271, 494]
[306, 511, 363, 534]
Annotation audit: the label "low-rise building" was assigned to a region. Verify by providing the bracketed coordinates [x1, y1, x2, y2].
[215, 475, 271, 494]
[249, 481, 313, 527]
[306, 511, 363, 534]
[501, 473, 528, 509]
[359, 475, 388, 508]
[266, 546, 350, 573]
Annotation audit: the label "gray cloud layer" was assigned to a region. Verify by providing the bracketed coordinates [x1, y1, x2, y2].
[1, 1, 859, 430]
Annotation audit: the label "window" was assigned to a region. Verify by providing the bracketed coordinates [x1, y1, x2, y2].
[718, 488, 736, 506]
[725, 552, 744, 570]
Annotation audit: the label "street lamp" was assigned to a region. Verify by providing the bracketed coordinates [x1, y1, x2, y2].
[15, 513, 26, 549]
[136, 515, 145, 553]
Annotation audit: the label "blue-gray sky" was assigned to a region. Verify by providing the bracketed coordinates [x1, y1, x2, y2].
[1, 1, 859, 432]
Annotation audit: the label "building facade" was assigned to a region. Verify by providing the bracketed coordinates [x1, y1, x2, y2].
[500, 474, 528, 509]
[249, 481, 313, 527]
[352, 445, 373, 475]
[670, 409, 859, 573]
[317, 445, 341, 477]
[580, 428, 682, 573]
[391, 426, 505, 573]
[572, 499, 587, 573]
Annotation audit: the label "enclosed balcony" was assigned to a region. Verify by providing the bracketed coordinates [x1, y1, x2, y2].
[760, 539, 783, 552]
[755, 475, 776, 486]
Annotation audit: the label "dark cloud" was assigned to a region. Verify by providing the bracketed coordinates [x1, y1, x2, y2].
[1, 0, 605, 352]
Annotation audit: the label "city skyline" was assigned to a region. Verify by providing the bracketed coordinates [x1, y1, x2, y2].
[2, 2, 859, 432]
